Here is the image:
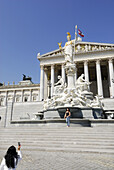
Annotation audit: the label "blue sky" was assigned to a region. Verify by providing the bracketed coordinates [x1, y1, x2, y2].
[0, 0, 114, 84]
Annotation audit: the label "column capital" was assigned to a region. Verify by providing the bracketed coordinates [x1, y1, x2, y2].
[108, 58, 113, 63]
[44, 67, 48, 71]
[51, 64, 55, 69]
[40, 65, 44, 69]
[96, 59, 101, 65]
[61, 63, 65, 68]
[84, 60, 89, 65]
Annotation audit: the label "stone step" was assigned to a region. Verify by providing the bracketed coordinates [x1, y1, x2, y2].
[0, 145, 114, 154]
[0, 139, 114, 145]
[0, 127, 114, 155]
[0, 135, 114, 140]
[1, 126, 114, 170]
[0, 142, 114, 149]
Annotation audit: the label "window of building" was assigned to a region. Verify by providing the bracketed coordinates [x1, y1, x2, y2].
[0, 98, 4, 106]
[16, 97, 20, 102]
[33, 96, 36, 101]
[24, 97, 28, 102]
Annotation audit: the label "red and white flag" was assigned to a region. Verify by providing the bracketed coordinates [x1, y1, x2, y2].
[78, 29, 84, 37]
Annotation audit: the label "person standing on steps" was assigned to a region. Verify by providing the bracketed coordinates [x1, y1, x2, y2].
[0, 143, 22, 170]
[64, 108, 71, 127]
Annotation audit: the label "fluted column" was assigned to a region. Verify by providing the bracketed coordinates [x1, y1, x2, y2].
[84, 60, 89, 82]
[96, 60, 103, 97]
[108, 58, 114, 98]
[61, 64, 65, 82]
[40, 65, 44, 101]
[51, 64, 54, 97]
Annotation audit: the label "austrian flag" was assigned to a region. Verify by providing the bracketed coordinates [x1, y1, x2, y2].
[78, 29, 84, 37]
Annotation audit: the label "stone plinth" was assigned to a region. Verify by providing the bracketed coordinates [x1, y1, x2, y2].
[43, 107, 103, 119]
[18, 80, 33, 86]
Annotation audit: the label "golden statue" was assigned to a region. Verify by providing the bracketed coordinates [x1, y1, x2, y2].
[64, 32, 73, 64]
[67, 32, 71, 39]
[58, 42, 62, 49]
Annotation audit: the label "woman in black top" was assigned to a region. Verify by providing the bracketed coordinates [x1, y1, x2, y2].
[64, 108, 71, 127]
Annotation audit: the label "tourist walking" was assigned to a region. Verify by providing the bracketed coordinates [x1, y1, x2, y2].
[64, 108, 71, 127]
[0, 143, 22, 170]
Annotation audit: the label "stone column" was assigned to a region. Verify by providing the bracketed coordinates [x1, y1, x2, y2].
[96, 60, 103, 97]
[5, 91, 8, 106]
[40, 65, 44, 101]
[47, 80, 50, 98]
[21, 90, 23, 102]
[44, 68, 48, 99]
[38, 90, 40, 101]
[84, 60, 89, 82]
[51, 64, 54, 97]
[13, 90, 16, 103]
[108, 58, 114, 98]
[61, 64, 65, 82]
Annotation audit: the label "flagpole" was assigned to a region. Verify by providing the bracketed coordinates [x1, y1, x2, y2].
[74, 25, 77, 53]
[75, 25, 77, 41]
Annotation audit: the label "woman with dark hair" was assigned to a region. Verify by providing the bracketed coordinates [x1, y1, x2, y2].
[64, 108, 71, 127]
[0, 144, 22, 170]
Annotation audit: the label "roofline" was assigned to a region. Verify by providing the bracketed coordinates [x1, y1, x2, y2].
[0, 84, 40, 90]
[37, 40, 114, 59]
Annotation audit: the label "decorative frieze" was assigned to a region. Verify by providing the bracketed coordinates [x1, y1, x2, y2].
[75, 44, 114, 54]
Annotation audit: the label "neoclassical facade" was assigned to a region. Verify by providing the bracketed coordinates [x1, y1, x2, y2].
[38, 40, 114, 101]
[0, 35, 114, 126]
[0, 81, 40, 107]
[0, 80, 41, 127]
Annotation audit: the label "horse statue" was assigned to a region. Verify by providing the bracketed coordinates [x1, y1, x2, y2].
[23, 74, 32, 81]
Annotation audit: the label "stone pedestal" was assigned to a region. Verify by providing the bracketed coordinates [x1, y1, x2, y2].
[43, 107, 103, 120]
[44, 109, 61, 119]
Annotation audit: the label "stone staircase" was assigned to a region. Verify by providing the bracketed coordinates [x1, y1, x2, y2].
[0, 126, 114, 156]
[0, 126, 114, 170]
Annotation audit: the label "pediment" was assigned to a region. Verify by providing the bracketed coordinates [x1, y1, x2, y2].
[38, 40, 114, 60]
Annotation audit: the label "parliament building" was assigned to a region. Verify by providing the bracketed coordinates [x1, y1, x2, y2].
[0, 32, 114, 126]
